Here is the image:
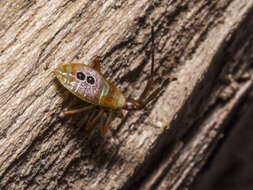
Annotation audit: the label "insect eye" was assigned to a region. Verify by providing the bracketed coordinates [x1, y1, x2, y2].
[87, 76, 95, 85]
[76, 72, 85, 80]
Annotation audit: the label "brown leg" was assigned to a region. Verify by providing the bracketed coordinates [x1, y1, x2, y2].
[85, 109, 97, 129]
[86, 108, 104, 130]
[117, 110, 124, 120]
[138, 78, 153, 102]
[89, 57, 101, 72]
[101, 111, 114, 135]
[143, 87, 162, 105]
[123, 18, 158, 110]
[63, 105, 95, 115]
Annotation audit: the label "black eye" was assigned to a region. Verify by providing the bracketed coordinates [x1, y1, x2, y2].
[87, 76, 95, 85]
[76, 72, 85, 80]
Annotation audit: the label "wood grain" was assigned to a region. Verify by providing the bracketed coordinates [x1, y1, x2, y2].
[0, 0, 253, 189]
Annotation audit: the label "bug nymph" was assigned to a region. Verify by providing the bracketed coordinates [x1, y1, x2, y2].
[54, 18, 159, 135]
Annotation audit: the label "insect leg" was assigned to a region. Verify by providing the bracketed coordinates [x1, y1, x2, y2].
[143, 86, 162, 105]
[86, 108, 104, 130]
[117, 110, 124, 120]
[63, 105, 95, 115]
[89, 57, 101, 72]
[101, 111, 114, 135]
[123, 18, 158, 110]
[85, 109, 97, 128]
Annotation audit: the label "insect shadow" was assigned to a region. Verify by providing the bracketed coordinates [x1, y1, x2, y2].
[54, 102, 126, 168]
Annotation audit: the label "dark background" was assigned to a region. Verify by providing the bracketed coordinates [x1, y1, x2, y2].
[191, 92, 253, 190]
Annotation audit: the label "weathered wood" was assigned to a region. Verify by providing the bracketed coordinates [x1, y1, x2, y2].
[0, 0, 253, 190]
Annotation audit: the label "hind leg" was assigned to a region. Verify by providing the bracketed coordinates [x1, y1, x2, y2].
[63, 105, 95, 115]
[86, 108, 104, 130]
[101, 111, 114, 135]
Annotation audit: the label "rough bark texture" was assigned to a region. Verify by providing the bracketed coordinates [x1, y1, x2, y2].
[0, 0, 253, 190]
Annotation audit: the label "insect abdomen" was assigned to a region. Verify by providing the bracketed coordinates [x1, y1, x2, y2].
[99, 80, 126, 109]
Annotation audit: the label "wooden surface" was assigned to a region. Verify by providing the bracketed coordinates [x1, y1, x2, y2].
[0, 0, 253, 189]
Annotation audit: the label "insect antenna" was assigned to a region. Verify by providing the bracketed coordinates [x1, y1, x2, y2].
[124, 17, 161, 110]
[137, 17, 154, 102]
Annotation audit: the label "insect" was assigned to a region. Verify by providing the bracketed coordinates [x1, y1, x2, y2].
[54, 18, 159, 135]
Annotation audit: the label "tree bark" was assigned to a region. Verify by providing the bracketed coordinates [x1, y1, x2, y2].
[0, 0, 253, 190]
